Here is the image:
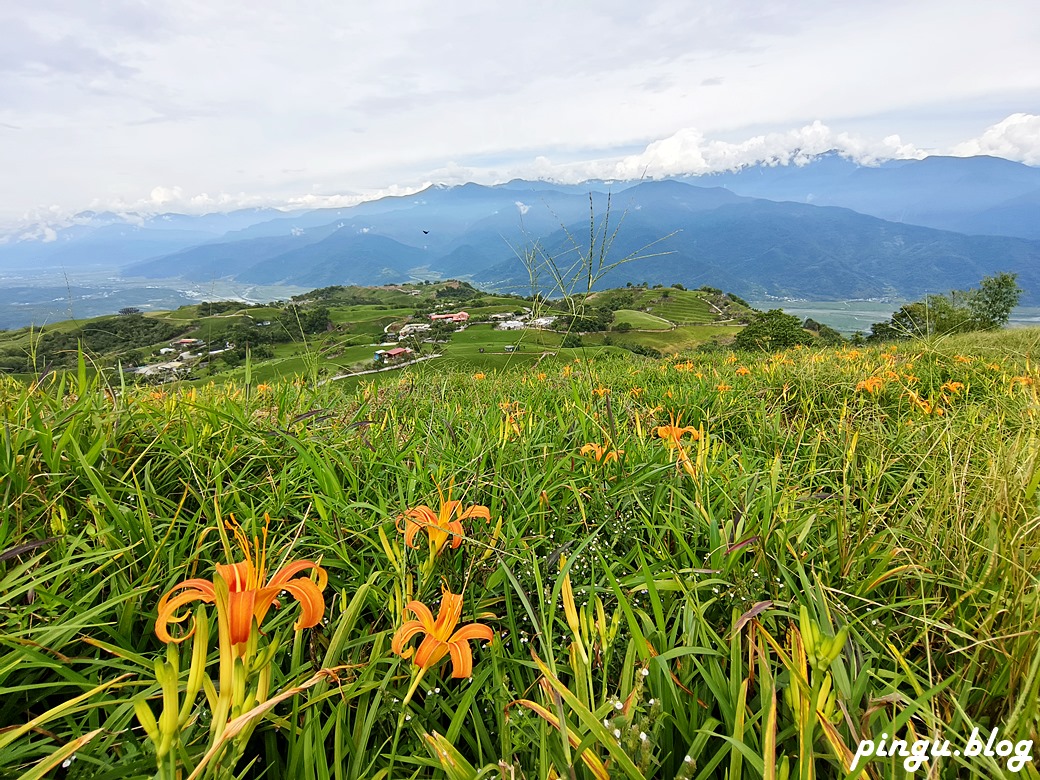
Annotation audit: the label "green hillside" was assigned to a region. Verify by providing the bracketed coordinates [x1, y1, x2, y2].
[2, 328, 1038, 778]
[611, 309, 673, 330]
[637, 288, 719, 323]
[0, 282, 758, 382]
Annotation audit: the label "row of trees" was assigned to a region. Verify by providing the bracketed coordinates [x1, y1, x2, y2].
[0, 313, 189, 373]
[867, 272, 1023, 340]
[726, 273, 1023, 351]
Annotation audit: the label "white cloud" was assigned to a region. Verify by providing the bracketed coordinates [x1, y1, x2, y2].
[148, 185, 183, 206]
[607, 122, 926, 179]
[952, 113, 1040, 165]
[514, 201, 530, 215]
[484, 123, 927, 185]
[1, 0, 1038, 229]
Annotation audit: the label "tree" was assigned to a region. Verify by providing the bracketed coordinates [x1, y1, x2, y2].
[969, 272, 1023, 330]
[118, 307, 142, 316]
[876, 295, 973, 339]
[734, 310, 811, 351]
[803, 318, 845, 345]
[867, 273, 1023, 342]
[278, 305, 330, 336]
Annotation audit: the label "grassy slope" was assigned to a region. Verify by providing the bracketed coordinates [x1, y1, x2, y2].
[612, 309, 674, 330]
[2, 331, 1039, 778]
[0, 285, 758, 382]
[637, 289, 719, 324]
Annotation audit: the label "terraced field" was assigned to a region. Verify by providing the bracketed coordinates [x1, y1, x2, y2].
[636, 289, 718, 324]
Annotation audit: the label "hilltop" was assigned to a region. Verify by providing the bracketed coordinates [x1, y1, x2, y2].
[0, 281, 780, 383]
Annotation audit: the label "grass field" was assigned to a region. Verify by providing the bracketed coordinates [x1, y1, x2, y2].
[637, 289, 718, 324]
[3, 328, 1039, 779]
[612, 309, 674, 330]
[602, 323, 744, 354]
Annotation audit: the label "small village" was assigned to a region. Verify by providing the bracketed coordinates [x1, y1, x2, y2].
[130, 296, 560, 381]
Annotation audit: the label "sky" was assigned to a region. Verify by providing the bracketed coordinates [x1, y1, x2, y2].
[2, 0, 1039, 228]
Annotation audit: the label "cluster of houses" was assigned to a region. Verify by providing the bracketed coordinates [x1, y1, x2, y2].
[429, 311, 470, 324]
[129, 306, 560, 382]
[133, 338, 233, 380]
[490, 312, 556, 331]
[390, 310, 471, 341]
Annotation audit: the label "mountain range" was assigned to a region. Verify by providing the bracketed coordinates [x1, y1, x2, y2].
[2, 154, 1038, 304]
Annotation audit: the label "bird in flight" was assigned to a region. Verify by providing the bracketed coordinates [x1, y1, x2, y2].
[422, 230, 429, 234]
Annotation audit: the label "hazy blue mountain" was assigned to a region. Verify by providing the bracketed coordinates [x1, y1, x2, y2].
[238, 230, 432, 286]
[125, 232, 336, 280]
[5, 155, 1037, 308]
[475, 191, 1040, 303]
[0, 207, 291, 272]
[688, 154, 1040, 239]
[116, 175, 1040, 302]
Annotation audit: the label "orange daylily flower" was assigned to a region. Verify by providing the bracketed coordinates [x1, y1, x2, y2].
[856, 376, 884, 395]
[655, 416, 700, 448]
[904, 388, 944, 416]
[155, 515, 327, 651]
[579, 443, 623, 464]
[398, 489, 490, 555]
[735, 366, 751, 376]
[392, 589, 494, 678]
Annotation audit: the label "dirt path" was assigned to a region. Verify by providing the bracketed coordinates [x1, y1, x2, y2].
[322, 354, 442, 383]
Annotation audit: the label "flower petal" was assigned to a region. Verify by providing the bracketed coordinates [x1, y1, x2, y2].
[447, 519, 465, 549]
[215, 561, 254, 593]
[404, 600, 436, 631]
[449, 623, 494, 644]
[391, 620, 427, 657]
[226, 589, 257, 646]
[414, 635, 449, 671]
[439, 500, 463, 523]
[155, 581, 216, 643]
[402, 518, 421, 548]
[427, 526, 449, 553]
[432, 591, 463, 640]
[457, 504, 491, 522]
[280, 578, 326, 631]
[404, 506, 438, 525]
[267, 560, 328, 593]
[251, 584, 283, 629]
[447, 638, 475, 678]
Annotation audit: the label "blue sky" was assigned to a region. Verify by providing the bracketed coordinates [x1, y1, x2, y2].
[1, 0, 1038, 227]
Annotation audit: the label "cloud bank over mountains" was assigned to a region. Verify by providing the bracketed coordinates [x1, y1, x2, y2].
[8, 113, 1037, 235]
[3, 1, 1038, 230]
[952, 114, 1040, 165]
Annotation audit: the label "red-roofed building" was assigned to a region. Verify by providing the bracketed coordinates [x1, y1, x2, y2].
[429, 311, 469, 323]
[374, 347, 414, 363]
